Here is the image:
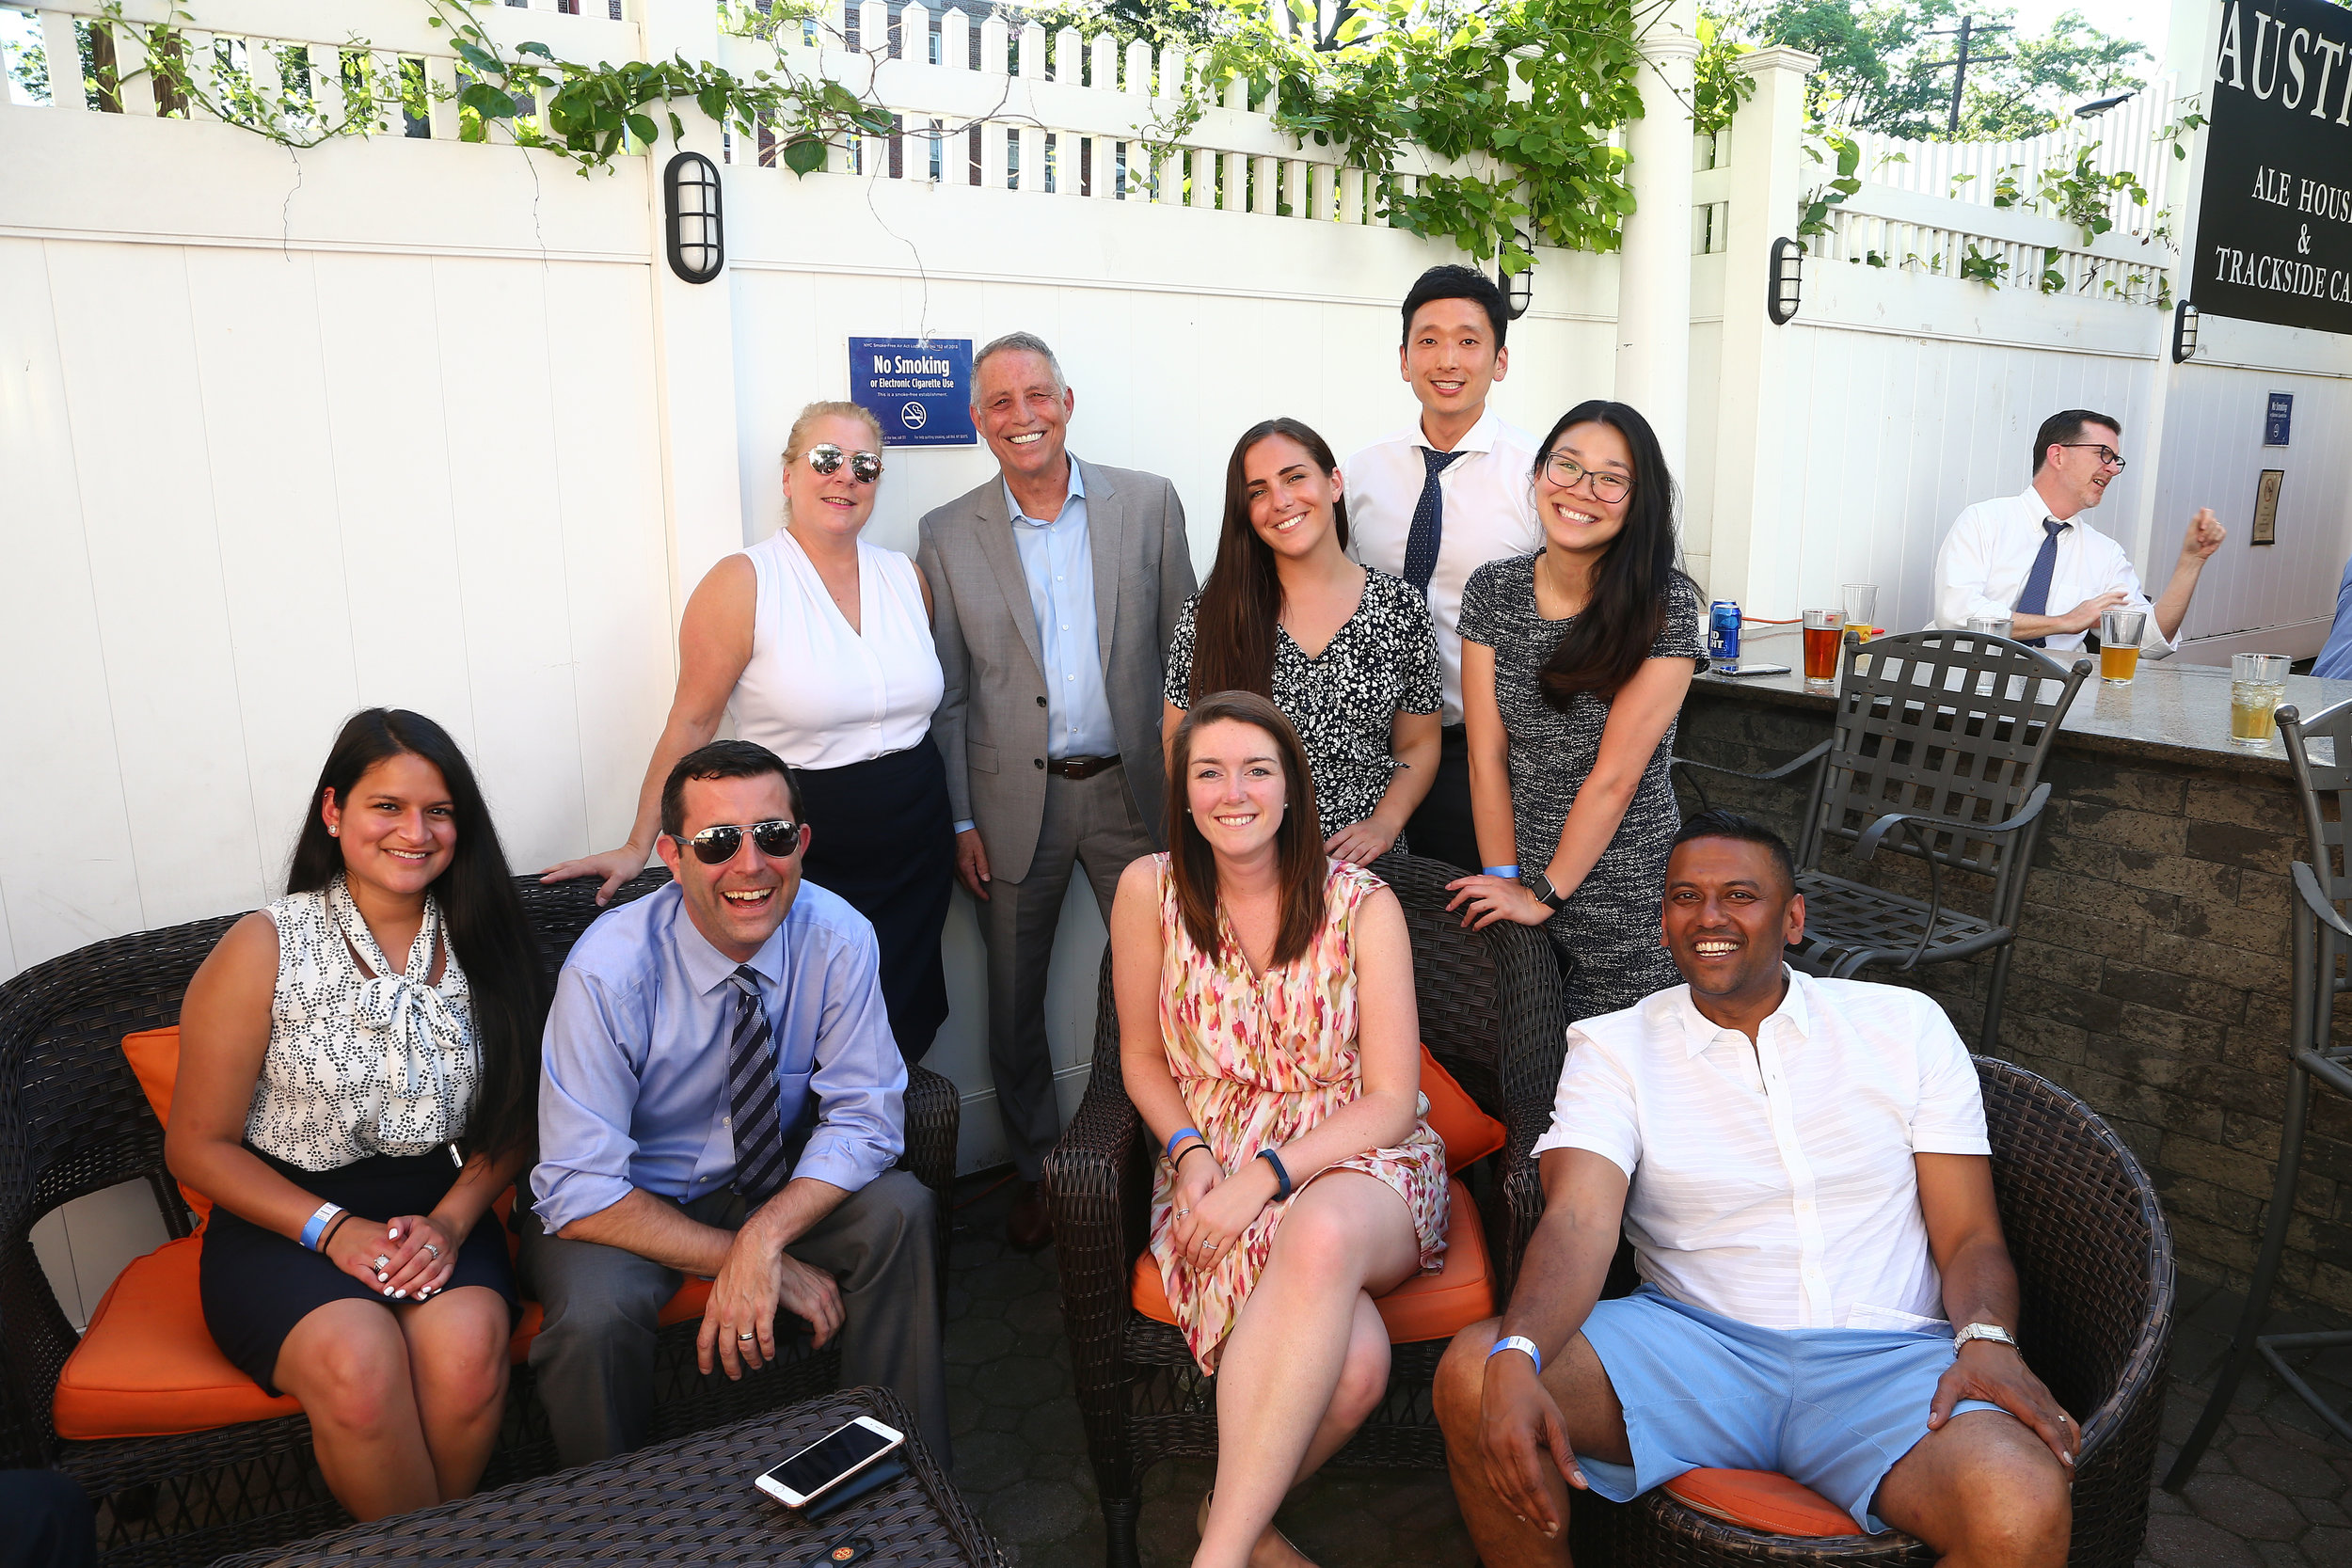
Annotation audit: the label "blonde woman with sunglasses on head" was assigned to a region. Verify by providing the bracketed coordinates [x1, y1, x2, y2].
[544, 401, 955, 1062]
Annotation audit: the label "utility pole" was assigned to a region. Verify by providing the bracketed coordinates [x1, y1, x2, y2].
[1923, 14, 2011, 137]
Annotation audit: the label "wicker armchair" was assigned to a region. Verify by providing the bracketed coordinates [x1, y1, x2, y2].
[1042, 851, 1567, 1568]
[0, 870, 960, 1568]
[1571, 1055, 2173, 1568]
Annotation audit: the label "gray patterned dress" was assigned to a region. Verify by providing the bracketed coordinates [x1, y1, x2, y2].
[1456, 557, 1708, 1018]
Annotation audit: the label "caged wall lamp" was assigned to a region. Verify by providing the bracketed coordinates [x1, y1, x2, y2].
[1494, 237, 1534, 320]
[2171, 300, 2200, 363]
[1768, 236, 1804, 325]
[664, 150, 724, 284]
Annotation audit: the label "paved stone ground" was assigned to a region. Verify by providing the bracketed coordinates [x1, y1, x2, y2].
[942, 1172, 2352, 1568]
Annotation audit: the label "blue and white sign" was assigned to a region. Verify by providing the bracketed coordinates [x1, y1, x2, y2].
[2265, 391, 2294, 447]
[850, 337, 976, 447]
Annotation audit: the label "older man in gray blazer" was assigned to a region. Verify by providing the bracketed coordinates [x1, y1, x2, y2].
[918, 331, 1196, 1248]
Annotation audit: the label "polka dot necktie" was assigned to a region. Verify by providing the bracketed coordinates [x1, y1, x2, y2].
[1401, 447, 1465, 594]
[2011, 517, 2068, 648]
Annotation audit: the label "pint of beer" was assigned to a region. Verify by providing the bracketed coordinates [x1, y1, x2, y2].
[1803, 609, 1844, 685]
[2097, 610, 2145, 685]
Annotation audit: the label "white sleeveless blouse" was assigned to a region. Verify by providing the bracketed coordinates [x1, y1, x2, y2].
[729, 529, 945, 769]
[245, 877, 480, 1171]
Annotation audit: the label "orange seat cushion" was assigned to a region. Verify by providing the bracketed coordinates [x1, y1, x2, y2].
[1420, 1046, 1505, 1174]
[1662, 1469, 1866, 1537]
[119, 1027, 214, 1227]
[507, 1276, 714, 1364]
[1131, 1178, 1492, 1344]
[52, 1235, 301, 1440]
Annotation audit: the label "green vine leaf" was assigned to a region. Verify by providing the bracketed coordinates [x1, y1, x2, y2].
[783, 135, 826, 174]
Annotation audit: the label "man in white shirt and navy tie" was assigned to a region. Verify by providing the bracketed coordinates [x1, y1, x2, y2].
[1931, 408, 2223, 655]
[1435, 810, 2075, 1567]
[1343, 264, 1543, 871]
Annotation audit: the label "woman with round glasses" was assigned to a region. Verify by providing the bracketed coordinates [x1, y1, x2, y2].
[1442, 401, 1708, 1018]
[170, 708, 547, 1519]
[545, 401, 954, 1060]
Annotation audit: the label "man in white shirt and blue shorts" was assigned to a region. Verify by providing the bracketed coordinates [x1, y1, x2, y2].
[1931, 407, 2222, 656]
[1434, 810, 2075, 1567]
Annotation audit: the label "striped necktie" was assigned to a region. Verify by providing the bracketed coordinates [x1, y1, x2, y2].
[1401, 447, 1465, 594]
[2011, 517, 2068, 648]
[725, 966, 790, 1204]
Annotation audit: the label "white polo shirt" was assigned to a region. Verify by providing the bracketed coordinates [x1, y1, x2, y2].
[1930, 485, 2176, 657]
[1343, 409, 1542, 724]
[1534, 968, 1991, 1331]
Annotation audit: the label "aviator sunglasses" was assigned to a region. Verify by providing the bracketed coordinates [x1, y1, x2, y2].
[804, 444, 883, 484]
[673, 819, 805, 864]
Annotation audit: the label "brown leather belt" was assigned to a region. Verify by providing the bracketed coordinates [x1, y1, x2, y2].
[1045, 754, 1122, 781]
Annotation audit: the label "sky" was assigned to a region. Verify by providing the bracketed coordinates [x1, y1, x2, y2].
[2004, 0, 2176, 56]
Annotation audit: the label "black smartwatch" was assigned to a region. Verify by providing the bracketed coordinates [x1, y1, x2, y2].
[1531, 870, 1568, 911]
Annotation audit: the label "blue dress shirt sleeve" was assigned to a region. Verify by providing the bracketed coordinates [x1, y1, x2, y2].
[792, 919, 909, 1192]
[532, 965, 653, 1236]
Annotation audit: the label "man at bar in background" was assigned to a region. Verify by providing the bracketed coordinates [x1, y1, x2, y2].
[1931, 408, 2224, 657]
[1343, 265, 1542, 873]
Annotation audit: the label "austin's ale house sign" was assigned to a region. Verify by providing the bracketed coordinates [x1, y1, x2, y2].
[2194, 0, 2352, 335]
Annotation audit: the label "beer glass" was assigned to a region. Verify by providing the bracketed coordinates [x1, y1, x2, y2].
[1840, 584, 1879, 642]
[1966, 614, 2013, 639]
[1803, 609, 1845, 685]
[2098, 610, 2144, 685]
[2231, 654, 2291, 746]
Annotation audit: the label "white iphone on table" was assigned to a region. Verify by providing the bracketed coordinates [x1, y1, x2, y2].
[755, 1415, 906, 1508]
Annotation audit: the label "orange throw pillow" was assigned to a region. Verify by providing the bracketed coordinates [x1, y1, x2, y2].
[120, 1027, 215, 1227]
[1420, 1045, 1505, 1173]
[1662, 1469, 1866, 1537]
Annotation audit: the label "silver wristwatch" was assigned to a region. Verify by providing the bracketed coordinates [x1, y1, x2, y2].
[1954, 1322, 2020, 1354]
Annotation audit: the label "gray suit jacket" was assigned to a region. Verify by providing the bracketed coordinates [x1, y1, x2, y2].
[919, 458, 1196, 885]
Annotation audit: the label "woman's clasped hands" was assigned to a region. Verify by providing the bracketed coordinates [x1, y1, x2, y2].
[324, 1211, 459, 1301]
[1168, 1144, 1266, 1275]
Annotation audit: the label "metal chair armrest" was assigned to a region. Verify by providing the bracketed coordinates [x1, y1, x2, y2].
[2296, 861, 2352, 944]
[1851, 783, 2053, 862]
[1670, 737, 1834, 787]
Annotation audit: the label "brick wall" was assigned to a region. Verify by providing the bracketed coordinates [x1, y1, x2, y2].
[1677, 689, 2351, 1323]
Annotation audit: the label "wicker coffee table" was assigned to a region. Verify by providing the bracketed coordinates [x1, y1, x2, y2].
[211, 1386, 1000, 1567]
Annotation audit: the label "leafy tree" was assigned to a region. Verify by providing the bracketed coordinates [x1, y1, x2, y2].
[1727, 0, 2147, 138]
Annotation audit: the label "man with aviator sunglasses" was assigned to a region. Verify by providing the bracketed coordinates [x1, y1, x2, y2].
[1932, 407, 2223, 656]
[523, 740, 947, 1468]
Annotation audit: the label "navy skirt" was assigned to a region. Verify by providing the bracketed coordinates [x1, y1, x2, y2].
[797, 743, 955, 1061]
[199, 1146, 518, 1396]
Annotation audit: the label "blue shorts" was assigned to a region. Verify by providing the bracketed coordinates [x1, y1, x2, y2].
[1574, 1286, 2001, 1533]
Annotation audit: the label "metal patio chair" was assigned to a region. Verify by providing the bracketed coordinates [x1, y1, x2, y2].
[2163, 694, 2352, 1485]
[1676, 630, 2094, 1052]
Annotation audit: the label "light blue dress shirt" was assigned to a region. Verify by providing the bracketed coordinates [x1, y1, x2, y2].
[531, 880, 907, 1235]
[1007, 461, 1119, 760]
[2316, 555, 2352, 679]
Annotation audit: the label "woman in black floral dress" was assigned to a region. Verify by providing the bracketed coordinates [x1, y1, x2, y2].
[1443, 401, 1707, 1019]
[1164, 418, 1443, 863]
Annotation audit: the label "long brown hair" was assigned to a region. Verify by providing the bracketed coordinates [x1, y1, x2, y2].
[1186, 419, 1351, 702]
[1166, 691, 1328, 970]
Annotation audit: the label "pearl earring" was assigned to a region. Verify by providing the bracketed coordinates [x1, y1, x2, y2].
[328, 826, 339, 837]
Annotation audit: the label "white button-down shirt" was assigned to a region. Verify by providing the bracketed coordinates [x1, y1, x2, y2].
[1931, 484, 2176, 657]
[1534, 969, 1991, 1331]
[1343, 409, 1543, 723]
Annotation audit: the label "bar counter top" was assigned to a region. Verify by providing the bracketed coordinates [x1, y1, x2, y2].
[1694, 624, 2352, 777]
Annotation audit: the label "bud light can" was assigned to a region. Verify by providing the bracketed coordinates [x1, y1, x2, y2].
[1708, 600, 1742, 671]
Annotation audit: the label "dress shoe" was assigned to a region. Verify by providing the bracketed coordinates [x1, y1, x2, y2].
[1006, 1178, 1053, 1251]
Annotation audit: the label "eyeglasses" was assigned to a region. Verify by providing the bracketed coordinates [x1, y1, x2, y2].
[1541, 452, 1632, 503]
[2057, 443, 2127, 471]
[804, 444, 883, 483]
[673, 819, 804, 864]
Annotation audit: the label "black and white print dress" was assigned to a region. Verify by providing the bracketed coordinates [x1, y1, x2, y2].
[1456, 558, 1708, 1018]
[246, 875, 478, 1168]
[1166, 567, 1443, 842]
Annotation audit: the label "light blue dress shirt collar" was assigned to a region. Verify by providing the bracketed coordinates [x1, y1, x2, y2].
[531, 880, 906, 1235]
[1005, 456, 1119, 760]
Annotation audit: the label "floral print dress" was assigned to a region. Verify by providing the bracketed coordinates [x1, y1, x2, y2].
[1146, 854, 1450, 1371]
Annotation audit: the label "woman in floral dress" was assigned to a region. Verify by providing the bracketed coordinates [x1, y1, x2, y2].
[1110, 689, 1449, 1568]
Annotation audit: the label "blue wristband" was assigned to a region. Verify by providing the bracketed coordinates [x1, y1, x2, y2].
[299, 1201, 344, 1252]
[1487, 1335, 1543, 1375]
[1484, 864, 1520, 879]
[1166, 1126, 1204, 1159]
